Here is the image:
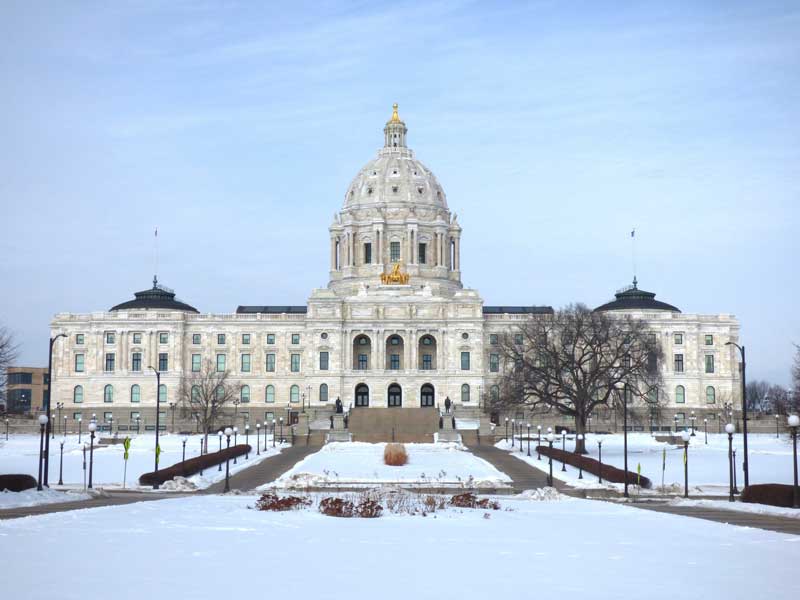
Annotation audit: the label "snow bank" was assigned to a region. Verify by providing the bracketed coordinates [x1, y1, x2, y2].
[0, 488, 91, 509]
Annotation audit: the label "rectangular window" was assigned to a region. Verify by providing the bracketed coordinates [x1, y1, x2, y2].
[705, 335, 714, 346]
[418, 243, 427, 264]
[132, 332, 142, 344]
[489, 353, 499, 372]
[242, 334, 251, 345]
[364, 243, 372, 264]
[291, 354, 300, 372]
[241, 354, 251, 372]
[358, 354, 368, 370]
[75, 334, 85, 345]
[390, 241, 400, 262]
[217, 334, 226, 345]
[159, 332, 168, 344]
[130, 411, 140, 421]
[74, 354, 85, 372]
[647, 352, 658, 374]
[131, 353, 142, 372]
[191, 354, 201, 372]
[390, 354, 400, 370]
[266, 354, 276, 372]
[265, 411, 274, 423]
[705, 355, 715, 373]
[216, 354, 226, 372]
[291, 334, 300, 345]
[319, 352, 329, 371]
[158, 353, 168, 371]
[192, 334, 201, 345]
[489, 334, 498, 345]
[105, 332, 115, 345]
[461, 351, 470, 371]
[73, 412, 82, 420]
[422, 354, 432, 370]
[674, 333, 683, 345]
[514, 334, 523, 345]
[105, 353, 115, 372]
[674, 354, 684, 373]
[104, 412, 113, 422]
[266, 333, 275, 345]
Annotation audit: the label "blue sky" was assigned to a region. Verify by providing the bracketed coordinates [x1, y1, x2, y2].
[1, 1, 798, 384]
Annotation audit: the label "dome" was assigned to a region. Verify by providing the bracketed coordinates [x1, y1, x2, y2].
[594, 278, 680, 313]
[343, 104, 448, 210]
[110, 277, 199, 313]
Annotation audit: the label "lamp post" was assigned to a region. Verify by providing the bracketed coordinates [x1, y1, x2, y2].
[776, 414, 780, 439]
[43, 333, 67, 487]
[526, 423, 531, 457]
[4, 418, 8, 440]
[279, 417, 284, 445]
[597, 439, 604, 484]
[88, 421, 96, 489]
[725, 342, 749, 488]
[36, 414, 48, 490]
[504, 417, 509, 443]
[732, 448, 739, 494]
[546, 432, 555, 486]
[233, 427, 239, 464]
[703, 418, 708, 445]
[724, 423, 735, 501]
[147, 366, 163, 483]
[223, 427, 233, 492]
[181, 436, 188, 463]
[690, 411, 696, 436]
[674, 415, 679, 433]
[78, 417, 82, 443]
[490, 423, 495, 444]
[58, 439, 65, 485]
[245, 424, 250, 459]
[135, 416, 141, 435]
[788, 415, 799, 508]
[519, 424, 523, 453]
[63, 415, 67, 438]
[576, 434, 584, 479]
[217, 430, 223, 472]
[561, 429, 567, 471]
[256, 423, 261, 456]
[169, 402, 176, 433]
[621, 384, 630, 499]
[681, 430, 691, 498]
[56, 402, 64, 436]
[537, 425, 542, 460]
[511, 419, 515, 447]
[109, 414, 113, 435]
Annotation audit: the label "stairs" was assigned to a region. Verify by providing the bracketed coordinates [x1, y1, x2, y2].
[348, 407, 439, 443]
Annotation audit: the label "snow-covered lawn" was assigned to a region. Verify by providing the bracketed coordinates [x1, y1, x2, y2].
[0, 433, 284, 492]
[0, 488, 91, 509]
[499, 432, 797, 495]
[668, 498, 800, 519]
[271, 441, 512, 489]
[1, 493, 797, 600]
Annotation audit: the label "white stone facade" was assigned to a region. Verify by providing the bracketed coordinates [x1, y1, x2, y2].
[49, 105, 741, 428]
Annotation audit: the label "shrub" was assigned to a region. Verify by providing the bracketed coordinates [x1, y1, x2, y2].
[320, 497, 355, 517]
[449, 492, 500, 510]
[0, 474, 37, 492]
[255, 493, 311, 511]
[535, 445, 652, 489]
[357, 498, 383, 518]
[741, 484, 797, 508]
[384, 443, 408, 466]
[138, 444, 252, 486]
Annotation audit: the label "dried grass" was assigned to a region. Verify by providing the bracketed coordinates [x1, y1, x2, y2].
[383, 443, 408, 466]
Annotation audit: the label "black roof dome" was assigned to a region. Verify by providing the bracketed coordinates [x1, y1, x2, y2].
[594, 278, 680, 313]
[110, 277, 199, 313]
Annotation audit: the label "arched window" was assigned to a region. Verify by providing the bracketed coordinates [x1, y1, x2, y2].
[103, 384, 113, 403]
[158, 384, 167, 404]
[241, 385, 250, 403]
[73, 385, 83, 404]
[290, 385, 300, 403]
[130, 384, 140, 404]
[191, 386, 200, 403]
[461, 383, 470, 403]
[706, 386, 716, 404]
[319, 383, 329, 403]
[266, 385, 275, 403]
[674, 385, 685, 404]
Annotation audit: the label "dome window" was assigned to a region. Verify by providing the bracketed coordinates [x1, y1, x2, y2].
[392, 170, 398, 175]
[367, 187, 373, 195]
[392, 185, 398, 193]
[417, 187, 424, 194]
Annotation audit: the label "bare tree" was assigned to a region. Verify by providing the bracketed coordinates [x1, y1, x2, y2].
[178, 360, 242, 452]
[494, 304, 664, 453]
[745, 380, 771, 413]
[0, 326, 20, 411]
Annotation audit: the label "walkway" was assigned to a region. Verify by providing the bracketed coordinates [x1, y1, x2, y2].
[625, 501, 800, 536]
[467, 444, 567, 493]
[0, 491, 193, 521]
[205, 443, 322, 493]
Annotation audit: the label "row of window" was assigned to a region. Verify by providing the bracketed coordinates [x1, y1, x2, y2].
[673, 354, 716, 373]
[73, 384, 167, 404]
[674, 385, 717, 404]
[86, 332, 303, 347]
[484, 333, 719, 347]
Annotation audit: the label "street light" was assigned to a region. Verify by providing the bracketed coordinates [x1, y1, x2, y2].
[526, 423, 531, 457]
[725, 341, 750, 488]
[597, 438, 604, 484]
[725, 423, 735, 502]
[673, 415, 679, 433]
[703, 418, 708, 445]
[245, 424, 250, 459]
[690, 411, 696, 436]
[511, 419, 516, 447]
[788, 414, 799, 509]
[181, 436, 188, 463]
[4, 418, 8, 440]
[36, 414, 48, 491]
[546, 432, 555, 486]
[109, 414, 113, 435]
[537, 425, 542, 460]
[576, 434, 584, 479]
[63, 415, 67, 438]
[775, 414, 780, 439]
[44, 332, 67, 486]
[560, 430, 567, 472]
[504, 417, 509, 443]
[233, 427, 239, 464]
[681, 430, 691, 498]
[58, 439, 65, 485]
[223, 427, 233, 493]
[519, 423, 523, 453]
[732, 448, 739, 494]
[256, 423, 261, 456]
[147, 366, 163, 484]
[169, 402, 176, 432]
[217, 430, 223, 472]
[78, 417, 82, 443]
[272, 419, 276, 448]
[279, 417, 284, 445]
[88, 421, 97, 489]
[56, 402, 64, 436]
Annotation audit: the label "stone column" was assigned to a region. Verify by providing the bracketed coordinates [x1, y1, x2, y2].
[330, 237, 336, 270]
[454, 236, 460, 271]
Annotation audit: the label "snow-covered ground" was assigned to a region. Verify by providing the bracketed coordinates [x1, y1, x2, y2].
[271, 441, 512, 489]
[0, 432, 284, 492]
[499, 432, 797, 495]
[1, 493, 797, 600]
[0, 488, 91, 509]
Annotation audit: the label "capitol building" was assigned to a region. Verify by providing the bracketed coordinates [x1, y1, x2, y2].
[50, 105, 741, 434]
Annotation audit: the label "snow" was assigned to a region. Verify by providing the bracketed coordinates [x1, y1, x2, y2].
[0, 432, 285, 491]
[0, 488, 91, 509]
[669, 498, 800, 519]
[498, 432, 798, 495]
[270, 441, 512, 488]
[1, 493, 797, 599]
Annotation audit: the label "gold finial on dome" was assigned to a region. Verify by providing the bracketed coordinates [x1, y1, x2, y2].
[390, 102, 400, 122]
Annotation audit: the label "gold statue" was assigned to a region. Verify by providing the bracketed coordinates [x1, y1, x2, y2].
[381, 262, 410, 285]
[390, 102, 400, 123]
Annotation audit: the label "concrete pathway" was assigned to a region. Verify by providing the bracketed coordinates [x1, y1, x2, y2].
[205, 443, 322, 493]
[467, 444, 568, 493]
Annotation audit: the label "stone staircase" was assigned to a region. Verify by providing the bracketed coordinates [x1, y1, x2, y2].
[348, 407, 439, 443]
